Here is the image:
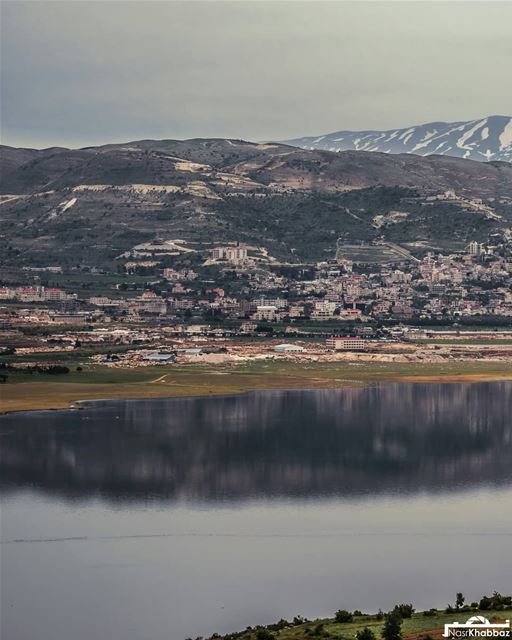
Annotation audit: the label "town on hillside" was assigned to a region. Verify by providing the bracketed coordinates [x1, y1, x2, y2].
[2, 229, 512, 368]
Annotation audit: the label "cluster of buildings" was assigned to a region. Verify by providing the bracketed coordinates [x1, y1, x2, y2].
[115, 237, 512, 323]
[2, 233, 512, 358]
[0, 285, 76, 303]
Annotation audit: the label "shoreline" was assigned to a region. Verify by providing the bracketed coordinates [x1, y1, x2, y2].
[2, 364, 512, 416]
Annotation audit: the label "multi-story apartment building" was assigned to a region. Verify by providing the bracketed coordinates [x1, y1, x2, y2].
[326, 337, 367, 351]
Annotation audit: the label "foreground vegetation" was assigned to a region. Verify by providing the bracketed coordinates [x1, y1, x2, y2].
[2, 356, 512, 414]
[195, 593, 512, 640]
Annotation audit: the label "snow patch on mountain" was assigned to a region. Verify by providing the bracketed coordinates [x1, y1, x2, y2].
[499, 118, 512, 150]
[283, 115, 512, 163]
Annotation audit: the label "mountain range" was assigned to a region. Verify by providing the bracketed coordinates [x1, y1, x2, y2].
[1, 138, 511, 269]
[283, 115, 512, 163]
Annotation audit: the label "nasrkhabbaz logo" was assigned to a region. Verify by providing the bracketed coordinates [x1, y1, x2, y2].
[443, 616, 511, 638]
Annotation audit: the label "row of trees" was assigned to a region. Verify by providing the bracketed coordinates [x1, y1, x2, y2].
[334, 602, 415, 640]
[0, 362, 70, 375]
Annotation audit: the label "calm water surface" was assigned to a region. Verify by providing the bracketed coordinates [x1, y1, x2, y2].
[1, 383, 511, 640]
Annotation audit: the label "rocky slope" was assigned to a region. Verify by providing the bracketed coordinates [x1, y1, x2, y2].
[0, 139, 511, 268]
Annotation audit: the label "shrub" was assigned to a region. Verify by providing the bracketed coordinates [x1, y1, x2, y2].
[335, 610, 353, 623]
[267, 620, 289, 632]
[479, 597, 492, 611]
[35, 365, 70, 375]
[479, 593, 512, 611]
[356, 627, 377, 640]
[393, 604, 414, 619]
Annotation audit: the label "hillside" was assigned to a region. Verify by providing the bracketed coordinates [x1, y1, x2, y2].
[284, 115, 512, 163]
[202, 604, 512, 640]
[2, 138, 512, 197]
[1, 139, 511, 269]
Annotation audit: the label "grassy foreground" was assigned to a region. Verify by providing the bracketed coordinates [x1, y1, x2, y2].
[208, 607, 512, 640]
[2, 358, 512, 414]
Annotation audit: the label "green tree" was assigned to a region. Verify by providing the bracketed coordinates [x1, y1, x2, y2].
[456, 593, 465, 610]
[382, 611, 403, 640]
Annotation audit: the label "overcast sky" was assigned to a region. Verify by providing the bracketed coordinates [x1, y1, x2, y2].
[1, 0, 511, 149]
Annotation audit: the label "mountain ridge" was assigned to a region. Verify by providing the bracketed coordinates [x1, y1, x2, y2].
[282, 115, 512, 163]
[1, 138, 511, 269]
[1, 138, 511, 199]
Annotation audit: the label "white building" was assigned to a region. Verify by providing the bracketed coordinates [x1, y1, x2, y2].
[253, 305, 278, 321]
[312, 299, 337, 318]
[212, 244, 248, 264]
[467, 241, 484, 257]
[274, 343, 304, 353]
[326, 336, 367, 351]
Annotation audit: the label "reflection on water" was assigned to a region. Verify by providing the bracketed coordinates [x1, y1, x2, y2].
[1, 383, 512, 501]
[1, 384, 512, 640]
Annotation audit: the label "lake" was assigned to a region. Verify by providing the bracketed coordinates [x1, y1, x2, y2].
[1, 383, 511, 640]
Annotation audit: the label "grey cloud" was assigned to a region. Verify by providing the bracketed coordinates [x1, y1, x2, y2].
[1, 0, 511, 148]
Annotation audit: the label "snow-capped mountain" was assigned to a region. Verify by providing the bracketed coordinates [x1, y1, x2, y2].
[284, 115, 512, 163]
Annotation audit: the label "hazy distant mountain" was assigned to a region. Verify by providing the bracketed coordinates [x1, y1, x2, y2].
[283, 115, 512, 163]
